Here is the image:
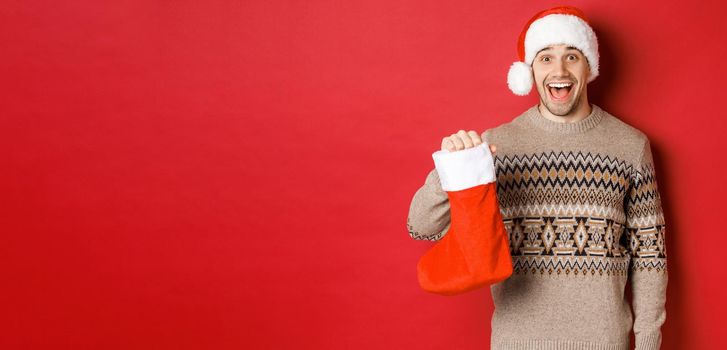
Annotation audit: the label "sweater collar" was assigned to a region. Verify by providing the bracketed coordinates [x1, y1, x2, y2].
[524, 103, 604, 134]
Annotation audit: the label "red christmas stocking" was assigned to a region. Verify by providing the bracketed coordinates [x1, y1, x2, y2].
[417, 142, 513, 295]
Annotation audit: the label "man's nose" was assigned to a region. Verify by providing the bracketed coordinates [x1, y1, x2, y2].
[554, 59, 568, 75]
[555, 60, 566, 75]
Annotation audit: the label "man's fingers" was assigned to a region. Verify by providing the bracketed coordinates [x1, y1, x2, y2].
[449, 133, 465, 150]
[441, 130, 488, 152]
[467, 130, 482, 146]
[456, 130, 473, 148]
[441, 137, 456, 152]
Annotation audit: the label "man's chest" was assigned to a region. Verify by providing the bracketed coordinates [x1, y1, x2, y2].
[492, 150, 633, 215]
[491, 150, 635, 260]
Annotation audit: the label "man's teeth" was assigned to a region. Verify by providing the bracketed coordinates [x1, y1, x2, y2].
[548, 82, 573, 88]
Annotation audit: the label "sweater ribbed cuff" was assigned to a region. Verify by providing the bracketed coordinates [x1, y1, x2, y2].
[635, 332, 661, 350]
[431, 143, 496, 192]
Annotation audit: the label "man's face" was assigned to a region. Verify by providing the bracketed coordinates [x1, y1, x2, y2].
[532, 44, 591, 116]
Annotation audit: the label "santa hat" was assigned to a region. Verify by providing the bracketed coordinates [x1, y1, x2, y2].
[507, 5, 599, 96]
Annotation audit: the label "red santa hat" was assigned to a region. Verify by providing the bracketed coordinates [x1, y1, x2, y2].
[507, 5, 599, 96]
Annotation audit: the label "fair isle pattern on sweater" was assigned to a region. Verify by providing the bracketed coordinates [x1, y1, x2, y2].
[494, 150, 667, 277]
[406, 104, 668, 350]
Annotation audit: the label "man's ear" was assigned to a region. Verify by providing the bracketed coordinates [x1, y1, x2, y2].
[584, 55, 592, 80]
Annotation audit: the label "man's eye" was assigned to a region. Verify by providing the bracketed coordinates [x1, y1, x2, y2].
[541, 57, 550, 62]
[568, 55, 577, 60]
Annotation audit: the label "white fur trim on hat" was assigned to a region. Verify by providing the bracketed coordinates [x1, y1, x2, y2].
[524, 13, 599, 82]
[507, 61, 533, 95]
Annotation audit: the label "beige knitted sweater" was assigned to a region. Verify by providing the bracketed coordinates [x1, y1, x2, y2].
[407, 104, 668, 350]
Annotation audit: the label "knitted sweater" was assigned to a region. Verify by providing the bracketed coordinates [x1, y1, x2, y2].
[407, 104, 668, 350]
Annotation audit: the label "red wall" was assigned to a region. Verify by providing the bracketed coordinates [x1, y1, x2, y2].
[2, 1, 725, 349]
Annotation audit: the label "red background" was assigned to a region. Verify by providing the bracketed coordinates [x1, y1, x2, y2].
[2, 1, 726, 349]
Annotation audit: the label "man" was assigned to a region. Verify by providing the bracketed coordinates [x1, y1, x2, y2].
[407, 6, 668, 350]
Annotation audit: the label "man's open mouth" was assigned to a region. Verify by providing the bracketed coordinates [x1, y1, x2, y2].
[547, 82, 573, 102]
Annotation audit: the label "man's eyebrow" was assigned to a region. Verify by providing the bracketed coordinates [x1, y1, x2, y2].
[536, 46, 581, 55]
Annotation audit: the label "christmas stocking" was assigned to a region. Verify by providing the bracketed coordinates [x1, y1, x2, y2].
[417, 142, 513, 295]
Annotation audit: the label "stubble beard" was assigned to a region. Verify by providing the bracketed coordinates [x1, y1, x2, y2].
[538, 83, 581, 117]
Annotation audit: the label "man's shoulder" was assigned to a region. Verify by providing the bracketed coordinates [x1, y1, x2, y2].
[479, 105, 652, 148]
[598, 106, 650, 144]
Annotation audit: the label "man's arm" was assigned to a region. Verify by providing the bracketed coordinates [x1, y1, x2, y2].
[406, 130, 495, 241]
[625, 137, 669, 350]
[406, 168, 451, 241]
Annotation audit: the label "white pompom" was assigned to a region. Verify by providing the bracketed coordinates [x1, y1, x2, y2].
[507, 61, 533, 96]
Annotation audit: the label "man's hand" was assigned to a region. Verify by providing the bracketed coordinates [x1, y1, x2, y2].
[441, 130, 497, 154]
